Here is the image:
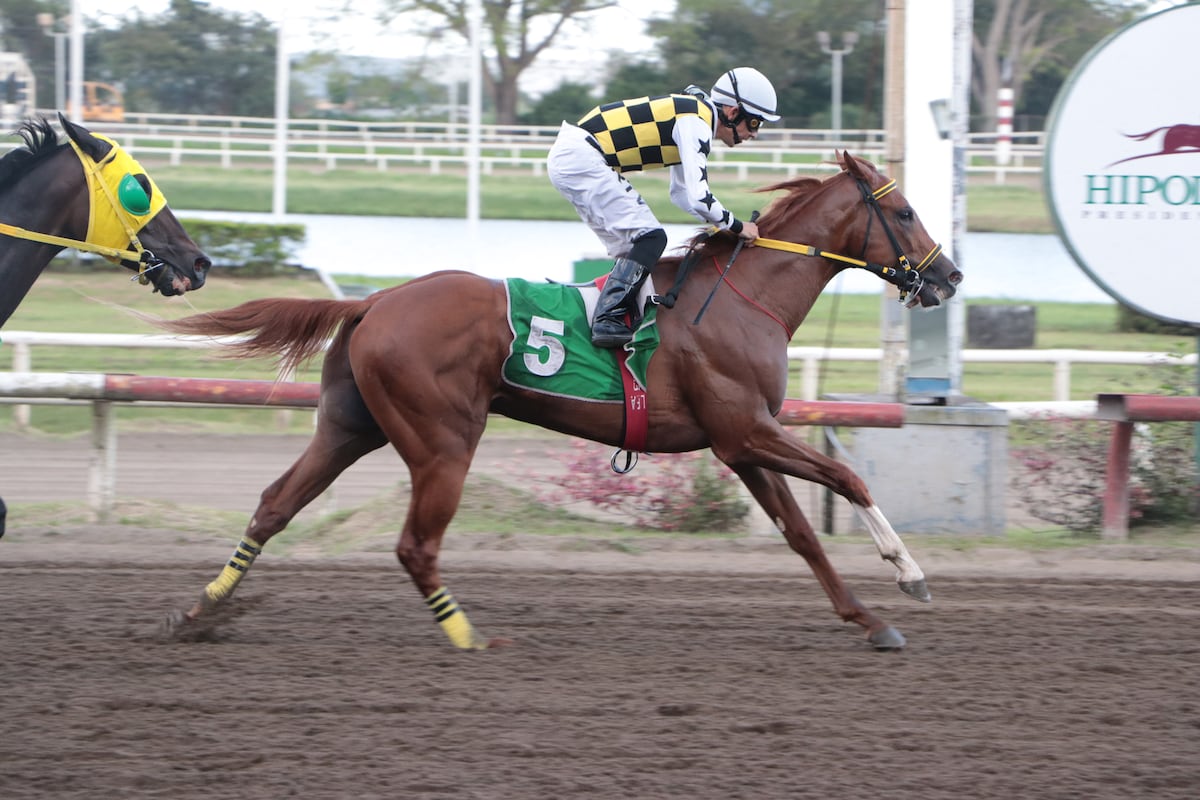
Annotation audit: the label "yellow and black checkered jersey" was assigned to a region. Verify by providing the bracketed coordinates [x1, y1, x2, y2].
[577, 94, 715, 173]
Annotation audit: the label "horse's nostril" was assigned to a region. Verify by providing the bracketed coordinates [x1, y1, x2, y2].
[949, 271, 963, 285]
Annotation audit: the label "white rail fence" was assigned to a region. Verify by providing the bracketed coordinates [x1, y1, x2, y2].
[15, 113, 1043, 183]
[3, 331, 1193, 424]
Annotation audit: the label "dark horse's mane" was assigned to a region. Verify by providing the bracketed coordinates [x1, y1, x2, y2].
[0, 118, 61, 191]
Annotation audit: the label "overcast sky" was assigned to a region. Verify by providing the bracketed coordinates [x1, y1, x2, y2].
[116, 0, 676, 62]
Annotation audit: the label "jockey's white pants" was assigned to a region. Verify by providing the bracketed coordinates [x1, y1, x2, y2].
[547, 122, 662, 260]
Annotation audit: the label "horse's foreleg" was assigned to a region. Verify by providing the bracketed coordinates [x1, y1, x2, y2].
[851, 503, 930, 602]
[715, 420, 930, 604]
[734, 465, 907, 650]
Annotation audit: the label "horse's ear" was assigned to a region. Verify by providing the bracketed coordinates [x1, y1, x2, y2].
[57, 112, 111, 161]
[841, 150, 865, 178]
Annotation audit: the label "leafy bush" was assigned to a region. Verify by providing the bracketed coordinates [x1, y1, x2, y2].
[1011, 358, 1199, 534]
[536, 441, 750, 533]
[48, 219, 307, 278]
[1010, 416, 1115, 533]
[180, 220, 307, 277]
[1115, 303, 1197, 336]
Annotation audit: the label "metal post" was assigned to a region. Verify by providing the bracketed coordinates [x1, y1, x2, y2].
[68, 0, 83, 124]
[879, 4, 906, 399]
[272, 10, 289, 219]
[12, 341, 30, 429]
[37, 14, 67, 111]
[818, 31, 859, 145]
[1101, 420, 1133, 540]
[88, 400, 116, 523]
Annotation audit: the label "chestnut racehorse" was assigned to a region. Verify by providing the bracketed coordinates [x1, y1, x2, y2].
[160, 151, 961, 651]
[0, 115, 211, 538]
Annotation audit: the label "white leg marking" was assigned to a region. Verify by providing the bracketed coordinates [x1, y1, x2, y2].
[852, 503, 925, 584]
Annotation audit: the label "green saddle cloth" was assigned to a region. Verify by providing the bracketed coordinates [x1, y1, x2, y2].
[502, 278, 660, 402]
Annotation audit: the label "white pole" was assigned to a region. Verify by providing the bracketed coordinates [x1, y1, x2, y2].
[996, 86, 1013, 168]
[54, 32, 65, 111]
[995, 57, 1014, 170]
[466, 0, 483, 247]
[831, 50, 843, 142]
[947, 0, 973, 394]
[879, 1, 906, 399]
[68, 0, 83, 123]
[272, 11, 289, 219]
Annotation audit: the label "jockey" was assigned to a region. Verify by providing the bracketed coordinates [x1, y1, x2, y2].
[547, 67, 781, 348]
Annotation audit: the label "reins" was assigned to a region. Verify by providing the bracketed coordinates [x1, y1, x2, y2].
[664, 175, 942, 327]
[0, 138, 164, 284]
[752, 178, 941, 304]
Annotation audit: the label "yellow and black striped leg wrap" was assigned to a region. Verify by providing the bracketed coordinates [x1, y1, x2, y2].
[203, 538, 263, 603]
[425, 587, 488, 650]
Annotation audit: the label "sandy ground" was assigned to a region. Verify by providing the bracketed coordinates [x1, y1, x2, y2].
[1, 429, 1199, 799]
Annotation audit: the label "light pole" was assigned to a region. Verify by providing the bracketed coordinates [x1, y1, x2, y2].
[37, 13, 68, 111]
[817, 30, 859, 143]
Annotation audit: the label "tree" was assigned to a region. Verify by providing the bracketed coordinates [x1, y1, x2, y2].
[85, 0, 278, 116]
[519, 79, 594, 125]
[601, 59, 669, 102]
[380, 0, 615, 125]
[0, 0, 64, 109]
[971, 0, 1146, 131]
[643, 0, 887, 129]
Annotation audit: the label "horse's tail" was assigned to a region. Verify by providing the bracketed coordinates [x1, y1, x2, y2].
[158, 296, 373, 374]
[1123, 126, 1169, 141]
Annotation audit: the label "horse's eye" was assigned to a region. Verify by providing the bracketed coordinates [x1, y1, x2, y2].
[118, 173, 152, 215]
[898, 208, 915, 222]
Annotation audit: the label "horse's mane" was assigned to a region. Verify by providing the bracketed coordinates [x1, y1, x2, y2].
[0, 118, 62, 189]
[677, 172, 834, 254]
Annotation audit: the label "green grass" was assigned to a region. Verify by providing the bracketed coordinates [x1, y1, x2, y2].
[4, 269, 1193, 437]
[2, 162, 1186, 433]
[142, 161, 1055, 231]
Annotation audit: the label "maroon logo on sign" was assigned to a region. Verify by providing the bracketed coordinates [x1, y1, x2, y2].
[1108, 124, 1200, 166]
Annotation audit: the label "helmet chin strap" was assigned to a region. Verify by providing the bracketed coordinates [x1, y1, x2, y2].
[720, 106, 745, 145]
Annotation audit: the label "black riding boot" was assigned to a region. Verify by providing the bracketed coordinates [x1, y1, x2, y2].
[0, 495, 6, 539]
[591, 257, 648, 348]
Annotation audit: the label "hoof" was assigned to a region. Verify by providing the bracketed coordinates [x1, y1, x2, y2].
[156, 609, 191, 641]
[868, 626, 907, 651]
[899, 578, 932, 603]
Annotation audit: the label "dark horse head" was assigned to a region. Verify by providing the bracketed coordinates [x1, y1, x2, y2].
[0, 114, 211, 326]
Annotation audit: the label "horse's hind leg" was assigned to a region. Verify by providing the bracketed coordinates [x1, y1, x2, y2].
[168, 420, 388, 629]
[360, 391, 503, 650]
[734, 465, 908, 650]
[395, 456, 509, 650]
[166, 339, 389, 631]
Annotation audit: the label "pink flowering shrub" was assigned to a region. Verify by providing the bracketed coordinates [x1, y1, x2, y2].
[536, 441, 749, 532]
[1010, 414, 1197, 534]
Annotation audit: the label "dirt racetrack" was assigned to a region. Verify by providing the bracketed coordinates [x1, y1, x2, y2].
[2, 432, 1199, 799]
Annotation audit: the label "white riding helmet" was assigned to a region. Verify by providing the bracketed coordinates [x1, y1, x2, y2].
[710, 67, 781, 122]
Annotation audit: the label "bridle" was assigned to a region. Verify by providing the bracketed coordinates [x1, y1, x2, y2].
[753, 176, 943, 303]
[0, 139, 167, 285]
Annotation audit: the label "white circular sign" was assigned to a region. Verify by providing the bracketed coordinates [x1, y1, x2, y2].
[1045, 4, 1200, 327]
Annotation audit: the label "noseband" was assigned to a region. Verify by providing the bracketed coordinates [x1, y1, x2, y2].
[754, 176, 943, 303]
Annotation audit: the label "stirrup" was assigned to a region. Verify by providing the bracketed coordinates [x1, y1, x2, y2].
[591, 326, 633, 347]
[610, 449, 638, 474]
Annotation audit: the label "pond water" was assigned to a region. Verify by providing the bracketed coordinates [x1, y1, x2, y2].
[176, 210, 1113, 304]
